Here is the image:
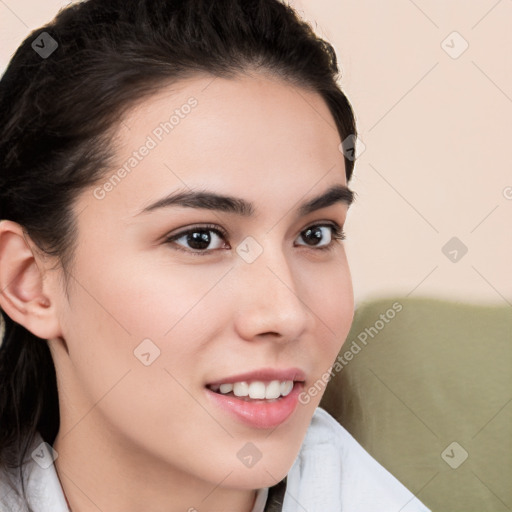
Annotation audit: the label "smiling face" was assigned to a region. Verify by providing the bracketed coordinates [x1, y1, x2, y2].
[48, 70, 354, 505]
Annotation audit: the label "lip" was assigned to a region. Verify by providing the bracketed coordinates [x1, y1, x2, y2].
[205, 381, 305, 429]
[205, 367, 306, 387]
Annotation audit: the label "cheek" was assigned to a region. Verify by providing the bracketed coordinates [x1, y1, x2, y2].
[57, 248, 207, 402]
[301, 257, 354, 405]
[67, 244, 228, 343]
[309, 256, 354, 347]
[61, 268, 214, 394]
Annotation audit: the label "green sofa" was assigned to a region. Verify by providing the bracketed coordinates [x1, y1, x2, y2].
[320, 296, 512, 512]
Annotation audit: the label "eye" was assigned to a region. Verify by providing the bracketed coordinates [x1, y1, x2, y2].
[295, 223, 346, 251]
[164, 224, 228, 253]
[163, 222, 346, 255]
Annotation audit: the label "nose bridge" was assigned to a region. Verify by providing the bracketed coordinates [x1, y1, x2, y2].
[232, 235, 309, 340]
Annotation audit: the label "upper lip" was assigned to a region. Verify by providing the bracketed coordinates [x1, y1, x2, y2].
[206, 367, 306, 387]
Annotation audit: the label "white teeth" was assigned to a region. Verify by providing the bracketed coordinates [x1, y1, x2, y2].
[219, 383, 233, 394]
[233, 381, 249, 397]
[248, 381, 266, 399]
[265, 380, 281, 399]
[280, 381, 294, 397]
[212, 380, 295, 399]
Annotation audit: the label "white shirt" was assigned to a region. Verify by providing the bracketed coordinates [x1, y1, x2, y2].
[0, 407, 431, 512]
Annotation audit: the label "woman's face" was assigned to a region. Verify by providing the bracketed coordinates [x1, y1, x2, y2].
[49, 71, 354, 493]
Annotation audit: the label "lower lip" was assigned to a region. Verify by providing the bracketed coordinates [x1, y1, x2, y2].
[205, 382, 304, 429]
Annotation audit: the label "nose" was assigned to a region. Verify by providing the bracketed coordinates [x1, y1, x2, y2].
[232, 242, 311, 344]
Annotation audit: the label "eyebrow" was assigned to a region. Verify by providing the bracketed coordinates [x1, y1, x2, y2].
[136, 183, 354, 218]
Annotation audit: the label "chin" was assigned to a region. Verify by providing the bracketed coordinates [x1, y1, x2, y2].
[223, 435, 305, 490]
[224, 461, 293, 490]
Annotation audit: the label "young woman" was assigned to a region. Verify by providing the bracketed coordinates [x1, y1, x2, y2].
[0, 1, 431, 511]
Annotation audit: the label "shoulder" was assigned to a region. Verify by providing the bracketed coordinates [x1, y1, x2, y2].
[0, 432, 69, 512]
[0, 465, 24, 512]
[282, 407, 432, 512]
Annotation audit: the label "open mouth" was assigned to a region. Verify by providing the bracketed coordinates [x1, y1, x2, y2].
[204, 373, 306, 428]
[206, 380, 302, 402]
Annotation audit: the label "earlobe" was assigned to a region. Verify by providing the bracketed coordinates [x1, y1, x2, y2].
[0, 220, 63, 340]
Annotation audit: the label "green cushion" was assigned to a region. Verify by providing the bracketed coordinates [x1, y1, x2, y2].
[320, 296, 512, 512]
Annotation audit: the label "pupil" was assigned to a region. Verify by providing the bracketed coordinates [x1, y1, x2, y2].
[304, 227, 322, 246]
[188, 230, 210, 250]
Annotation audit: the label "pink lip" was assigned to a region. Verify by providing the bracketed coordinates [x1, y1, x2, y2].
[205, 381, 304, 429]
[206, 367, 306, 387]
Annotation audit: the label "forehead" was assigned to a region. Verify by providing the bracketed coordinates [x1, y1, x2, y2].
[79, 72, 347, 222]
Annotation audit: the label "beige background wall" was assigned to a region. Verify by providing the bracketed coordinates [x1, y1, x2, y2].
[1, 0, 511, 307]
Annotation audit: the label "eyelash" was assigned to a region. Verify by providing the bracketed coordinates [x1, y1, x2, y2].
[163, 222, 346, 256]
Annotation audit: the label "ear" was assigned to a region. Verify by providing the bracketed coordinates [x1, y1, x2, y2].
[0, 220, 63, 340]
